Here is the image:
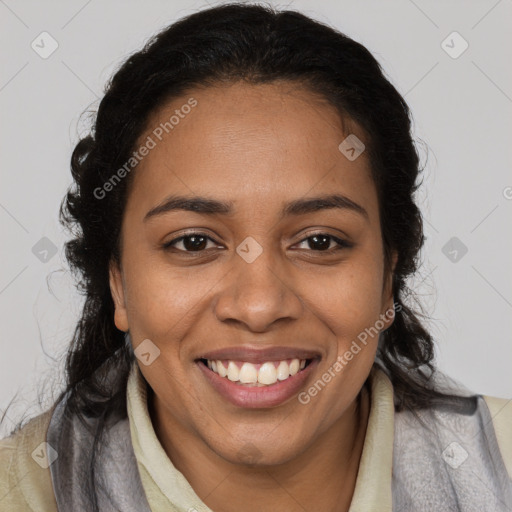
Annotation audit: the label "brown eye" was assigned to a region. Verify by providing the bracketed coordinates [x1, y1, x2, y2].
[307, 234, 331, 251]
[163, 233, 218, 252]
[295, 234, 351, 252]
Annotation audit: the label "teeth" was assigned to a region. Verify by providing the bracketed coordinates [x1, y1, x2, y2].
[289, 359, 300, 376]
[216, 360, 227, 377]
[258, 362, 277, 385]
[206, 358, 308, 386]
[227, 361, 240, 382]
[239, 362, 258, 384]
[277, 361, 289, 381]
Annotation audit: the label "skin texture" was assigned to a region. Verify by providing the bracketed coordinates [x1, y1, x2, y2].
[109, 80, 397, 512]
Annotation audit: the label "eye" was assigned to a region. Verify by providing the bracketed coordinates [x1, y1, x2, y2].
[294, 233, 352, 253]
[163, 232, 220, 253]
[162, 231, 352, 254]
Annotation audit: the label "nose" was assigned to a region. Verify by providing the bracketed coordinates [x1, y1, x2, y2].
[213, 247, 304, 333]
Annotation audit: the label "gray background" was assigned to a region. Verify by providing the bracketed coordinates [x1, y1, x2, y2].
[1, 0, 511, 436]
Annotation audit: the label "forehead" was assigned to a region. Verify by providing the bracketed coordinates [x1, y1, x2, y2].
[127, 81, 378, 221]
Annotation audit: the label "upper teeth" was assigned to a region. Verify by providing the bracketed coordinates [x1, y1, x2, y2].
[206, 359, 307, 386]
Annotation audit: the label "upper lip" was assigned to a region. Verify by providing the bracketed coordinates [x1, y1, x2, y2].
[197, 345, 321, 363]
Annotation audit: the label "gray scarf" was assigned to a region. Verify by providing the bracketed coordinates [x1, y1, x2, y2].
[46, 361, 512, 511]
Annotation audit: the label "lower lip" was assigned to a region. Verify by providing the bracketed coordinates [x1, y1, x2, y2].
[197, 359, 319, 409]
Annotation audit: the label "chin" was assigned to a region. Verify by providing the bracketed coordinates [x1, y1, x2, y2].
[213, 435, 307, 467]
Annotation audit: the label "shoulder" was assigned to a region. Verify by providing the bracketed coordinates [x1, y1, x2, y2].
[0, 408, 58, 512]
[483, 394, 512, 479]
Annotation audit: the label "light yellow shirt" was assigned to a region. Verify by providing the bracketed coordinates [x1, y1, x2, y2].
[1, 361, 511, 511]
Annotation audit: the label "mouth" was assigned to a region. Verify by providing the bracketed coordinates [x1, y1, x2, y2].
[198, 357, 313, 386]
[195, 347, 321, 408]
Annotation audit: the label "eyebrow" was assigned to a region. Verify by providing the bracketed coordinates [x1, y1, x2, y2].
[144, 193, 369, 222]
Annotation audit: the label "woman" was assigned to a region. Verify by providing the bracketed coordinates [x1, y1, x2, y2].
[1, 3, 511, 511]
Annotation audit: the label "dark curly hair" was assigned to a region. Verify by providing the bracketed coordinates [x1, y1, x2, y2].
[4, 3, 470, 443]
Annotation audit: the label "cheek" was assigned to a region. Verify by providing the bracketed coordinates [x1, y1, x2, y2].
[309, 254, 385, 351]
[121, 253, 222, 338]
[323, 259, 384, 315]
[302, 258, 384, 423]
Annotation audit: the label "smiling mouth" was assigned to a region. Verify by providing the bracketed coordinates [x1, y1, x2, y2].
[198, 358, 314, 387]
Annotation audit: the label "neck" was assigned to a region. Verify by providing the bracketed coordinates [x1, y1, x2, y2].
[150, 380, 371, 512]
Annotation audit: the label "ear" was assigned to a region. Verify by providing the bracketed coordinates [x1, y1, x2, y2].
[109, 260, 129, 332]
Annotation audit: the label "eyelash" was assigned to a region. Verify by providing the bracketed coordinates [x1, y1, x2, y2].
[162, 231, 352, 254]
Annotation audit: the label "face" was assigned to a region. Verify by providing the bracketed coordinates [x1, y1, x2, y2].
[110, 80, 396, 466]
